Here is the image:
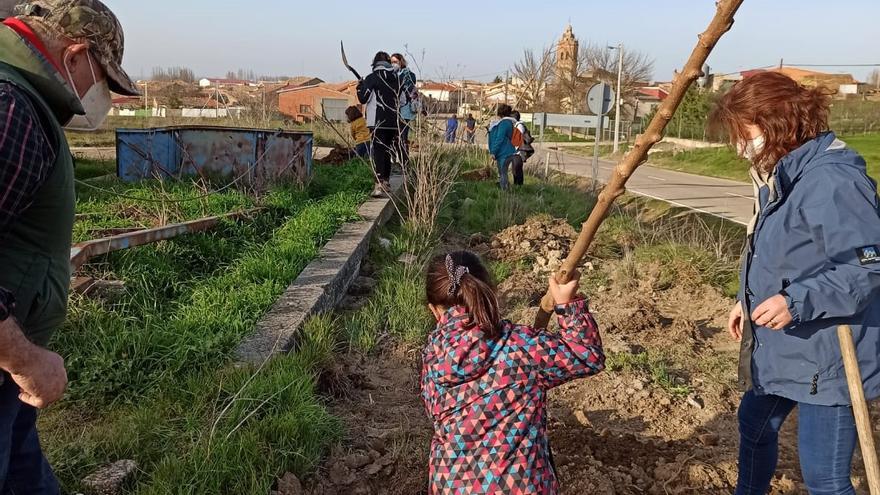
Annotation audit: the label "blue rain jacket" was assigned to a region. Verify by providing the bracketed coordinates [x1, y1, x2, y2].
[740, 131, 880, 406]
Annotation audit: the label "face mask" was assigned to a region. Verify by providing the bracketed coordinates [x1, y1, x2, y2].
[392, 63, 401, 71]
[738, 134, 765, 163]
[64, 50, 112, 131]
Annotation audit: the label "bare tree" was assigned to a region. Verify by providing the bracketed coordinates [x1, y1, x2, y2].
[869, 69, 880, 89]
[547, 45, 592, 114]
[511, 47, 556, 112]
[584, 42, 655, 100]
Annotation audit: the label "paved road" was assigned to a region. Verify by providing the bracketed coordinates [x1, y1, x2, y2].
[537, 145, 754, 226]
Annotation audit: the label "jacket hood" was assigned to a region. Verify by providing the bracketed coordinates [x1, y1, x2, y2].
[774, 131, 864, 193]
[426, 307, 505, 388]
[0, 23, 84, 123]
[488, 116, 516, 132]
[372, 61, 393, 71]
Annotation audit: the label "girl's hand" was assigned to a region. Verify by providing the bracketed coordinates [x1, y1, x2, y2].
[751, 295, 793, 330]
[549, 271, 581, 306]
[728, 302, 744, 341]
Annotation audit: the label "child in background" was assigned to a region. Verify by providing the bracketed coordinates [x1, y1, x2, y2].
[487, 104, 517, 190]
[510, 110, 535, 186]
[421, 251, 605, 494]
[345, 106, 371, 160]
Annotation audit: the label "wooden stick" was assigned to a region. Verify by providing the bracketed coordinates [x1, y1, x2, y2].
[534, 0, 746, 329]
[838, 324, 880, 494]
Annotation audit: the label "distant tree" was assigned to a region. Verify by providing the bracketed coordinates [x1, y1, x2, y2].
[583, 42, 654, 101]
[869, 69, 880, 88]
[150, 66, 196, 82]
[492, 75, 503, 84]
[511, 46, 556, 111]
[225, 71, 237, 80]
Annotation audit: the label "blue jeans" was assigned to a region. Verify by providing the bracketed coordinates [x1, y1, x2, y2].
[736, 390, 856, 495]
[497, 155, 513, 190]
[354, 142, 370, 159]
[0, 373, 59, 493]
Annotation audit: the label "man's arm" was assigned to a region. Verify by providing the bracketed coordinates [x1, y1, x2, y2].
[0, 83, 57, 240]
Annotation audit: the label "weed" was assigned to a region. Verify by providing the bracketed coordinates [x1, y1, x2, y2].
[606, 351, 691, 397]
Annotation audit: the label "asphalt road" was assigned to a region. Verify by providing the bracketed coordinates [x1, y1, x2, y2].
[537, 145, 754, 226]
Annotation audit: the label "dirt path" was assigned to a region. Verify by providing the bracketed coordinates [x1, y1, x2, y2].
[297, 215, 878, 495]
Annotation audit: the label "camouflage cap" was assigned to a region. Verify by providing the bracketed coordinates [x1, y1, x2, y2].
[14, 0, 140, 95]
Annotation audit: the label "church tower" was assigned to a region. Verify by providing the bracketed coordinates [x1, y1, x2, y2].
[557, 24, 579, 79]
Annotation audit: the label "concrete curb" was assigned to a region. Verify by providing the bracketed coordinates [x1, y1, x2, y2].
[235, 178, 401, 365]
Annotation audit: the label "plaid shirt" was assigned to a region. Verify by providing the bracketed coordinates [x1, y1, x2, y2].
[421, 300, 605, 494]
[0, 82, 57, 241]
[0, 82, 57, 302]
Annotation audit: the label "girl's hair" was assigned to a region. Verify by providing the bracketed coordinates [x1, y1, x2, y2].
[345, 105, 362, 122]
[497, 104, 513, 118]
[426, 251, 502, 337]
[391, 53, 407, 68]
[512, 111, 521, 121]
[709, 71, 831, 172]
[373, 51, 391, 67]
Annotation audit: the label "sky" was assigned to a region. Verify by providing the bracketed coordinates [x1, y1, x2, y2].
[103, 0, 879, 83]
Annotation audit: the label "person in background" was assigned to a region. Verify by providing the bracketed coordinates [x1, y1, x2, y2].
[391, 53, 417, 156]
[422, 251, 604, 494]
[487, 104, 517, 190]
[357, 51, 401, 198]
[0, 0, 140, 491]
[345, 106, 371, 160]
[716, 71, 880, 495]
[445, 114, 459, 144]
[510, 111, 535, 186]
[465, 113, 477, 144]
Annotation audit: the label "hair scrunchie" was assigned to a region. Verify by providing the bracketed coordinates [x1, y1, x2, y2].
[445, 254, 470, 296]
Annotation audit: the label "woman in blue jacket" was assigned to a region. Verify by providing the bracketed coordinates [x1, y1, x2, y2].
[713, 71, 880, 495]
[488, 104, 517, 190]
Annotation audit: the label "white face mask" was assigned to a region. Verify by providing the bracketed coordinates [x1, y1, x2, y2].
[64, 50, 112, 131]
[738, 134, 765, 163]
[392, 62, 401, 71]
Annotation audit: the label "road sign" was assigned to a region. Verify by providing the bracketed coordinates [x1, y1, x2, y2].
[587, 83, 615, 116]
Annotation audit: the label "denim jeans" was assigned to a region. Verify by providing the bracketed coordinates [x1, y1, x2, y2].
[0, 373, 59, 494]
[498, 155, 513, 190]
[354, 142, 370, 159]
[736, 390, 857, 495]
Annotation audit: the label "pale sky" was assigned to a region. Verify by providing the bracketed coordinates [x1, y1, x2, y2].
[102, 0, 879, 83]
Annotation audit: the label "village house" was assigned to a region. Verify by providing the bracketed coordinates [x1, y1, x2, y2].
[277, 83, 357, 123]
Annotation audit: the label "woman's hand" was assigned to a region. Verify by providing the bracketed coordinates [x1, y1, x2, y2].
[728, 302, 744, 341]
[549, 271, 581, 306]
[752, 295, 793, 330]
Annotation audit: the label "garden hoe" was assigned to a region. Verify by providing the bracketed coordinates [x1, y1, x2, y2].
[528, 2, 880, 490]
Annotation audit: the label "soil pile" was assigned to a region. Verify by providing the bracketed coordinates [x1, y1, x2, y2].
[490, 215, 578, 274]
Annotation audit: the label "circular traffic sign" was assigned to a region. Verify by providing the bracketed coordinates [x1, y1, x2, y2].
[587, 83, 615, 116]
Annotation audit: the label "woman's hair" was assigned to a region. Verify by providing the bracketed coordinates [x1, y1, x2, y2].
[426, 251, 502, 337]
[345, 105, 362, 122]
[497, 104, 513, 118]
[512, 111, 521, 121]
[709, 71, 831, 172]
[391, 53, 407, 68]
[372, 51, 391, 67]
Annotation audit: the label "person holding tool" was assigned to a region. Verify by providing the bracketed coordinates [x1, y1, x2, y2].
[716, 71, 880, 495]
[0, 0, 139, 490]
[356, 51, 401, 198]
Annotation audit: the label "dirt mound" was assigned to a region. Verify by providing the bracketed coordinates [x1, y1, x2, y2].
[316, 146, 354, 165]
[490, 215, 578, 274]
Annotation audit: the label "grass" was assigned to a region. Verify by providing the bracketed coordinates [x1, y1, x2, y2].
[74, 158, 116, 180]
[44, 162, 373, 492]
[646, 131, 880, 183]
[606, 351, 692, 397]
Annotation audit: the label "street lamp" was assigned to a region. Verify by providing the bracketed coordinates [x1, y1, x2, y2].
[608, 44, 624, 153]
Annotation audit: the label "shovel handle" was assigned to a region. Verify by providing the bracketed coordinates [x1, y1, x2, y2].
[838, 324, 880, 494]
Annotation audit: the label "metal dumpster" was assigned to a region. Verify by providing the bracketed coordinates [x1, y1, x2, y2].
[115, 126, 313, 185]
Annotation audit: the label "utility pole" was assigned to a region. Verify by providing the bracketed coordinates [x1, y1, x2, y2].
[504, 70, 509, 105]
[610, 44, 624, 154]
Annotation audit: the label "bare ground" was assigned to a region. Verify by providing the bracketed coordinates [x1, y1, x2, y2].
[289, 216, 879, 495]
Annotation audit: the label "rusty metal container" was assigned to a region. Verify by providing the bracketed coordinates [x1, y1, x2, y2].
[115, 126, 313, 185]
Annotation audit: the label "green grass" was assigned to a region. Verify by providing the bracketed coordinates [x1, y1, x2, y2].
[646, 132, 880, 183]
[74, 158, 116, 180]
[44, 162, 373, 492]
[648, 147, 750, 182]
[606, 351, 691, 397]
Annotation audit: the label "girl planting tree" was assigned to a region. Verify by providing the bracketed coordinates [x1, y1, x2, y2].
[421, 251, 605, 494]
[715, 71, 880, 495]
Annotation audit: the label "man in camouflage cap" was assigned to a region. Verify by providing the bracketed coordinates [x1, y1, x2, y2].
[0, 1, 137, 491]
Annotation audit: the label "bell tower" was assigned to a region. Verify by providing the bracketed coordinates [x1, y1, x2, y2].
[557, 24, 579, 79]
